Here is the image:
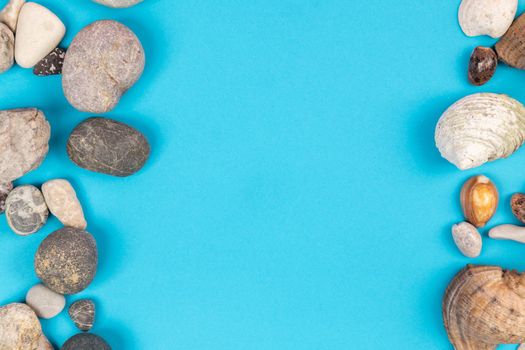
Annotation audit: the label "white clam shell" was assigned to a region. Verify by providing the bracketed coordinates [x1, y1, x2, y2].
[452, 222, 482, 258]
[458, 0, 517, 38]
[435, 93, 525, 170]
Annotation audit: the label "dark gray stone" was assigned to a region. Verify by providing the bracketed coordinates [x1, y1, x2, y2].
[61, 333, 110, 350]
[68, 299, 95, 332]
[34, 227, 98, 295]
[62, 20, 145, 113]
[5, 185, 48, 235]
[67, 117, 150, 176]
[0, 182, 12, 213]
[33, 47, 66, 76]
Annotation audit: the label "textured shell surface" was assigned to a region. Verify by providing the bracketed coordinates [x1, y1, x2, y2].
[443, 265, 525, 350]
[458, 0, 517, 38]
[435, 93, 525, 170]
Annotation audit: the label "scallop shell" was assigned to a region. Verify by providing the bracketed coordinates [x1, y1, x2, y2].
[458, 0, 517, 38]
[443, 265, 525, 350]
[496, 13, 525, 69]
[435, 93, 525, 170]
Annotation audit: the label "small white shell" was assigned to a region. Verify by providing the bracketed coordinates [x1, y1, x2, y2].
[488, 224, 525, 243]
[452, 222, 482, 258]
[458, 0, 517, 38]
[435, 93, 525, 170]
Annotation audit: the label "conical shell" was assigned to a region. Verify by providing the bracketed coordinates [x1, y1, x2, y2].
[458, 0, 517, 38]
[496, 13, 525, 69]
[443, 265, 525, 350]
[435, 93, 525, 170]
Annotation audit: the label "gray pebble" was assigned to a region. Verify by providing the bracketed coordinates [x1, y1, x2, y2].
[5, 185, 48, 235]
[62, 20, 145, 113]
[68, 299, 95, 332]
[33, 47, 65, 76]
[35, 227, 98, 295]
[25, 284, 66, 319]
[0, 22, 13, 73]
[92, 0, 142, 8]
[0, 108, 50, 183]
[67, 117, 150, 176]
[0, 182, 13, 213]
[61, 333, 110, 350]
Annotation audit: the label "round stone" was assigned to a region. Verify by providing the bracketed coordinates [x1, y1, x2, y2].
[62, 20, 145, 113]
[0, 303, 42, 349]
[68, 299, 95, 332]
[67, 117, 150, 176]
[5, 185, 48, 235]
[35, 227, 98, 295]
[0, 22, 14, 73]
[61, 333, 111, 350]
[25, 284, 66, 319]
[0, 182, 13, 214]
[92, 0, 142, 8]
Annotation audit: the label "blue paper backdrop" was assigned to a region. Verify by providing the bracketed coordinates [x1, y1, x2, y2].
[1, 0, 525, 348]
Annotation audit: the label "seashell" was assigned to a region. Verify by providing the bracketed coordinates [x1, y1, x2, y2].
[512, 193, 525, 223]
[443, 264, 525, 349]
[435, 93, 525, 170]
[496, 13, 525, 69]
[489, 224, 525, 243]
[468, 46, 497, 86]
[451, 222, 482, 257]
[460, 175, 498, 227]
[458, 0, 517, 38]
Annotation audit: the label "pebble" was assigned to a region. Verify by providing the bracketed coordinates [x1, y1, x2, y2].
[0, 23, 13, 73]
[0, 108, 50, 183]
[93, 0, 143, 8]
[511, 193, 525, 224]
[26, 284, 66, 319]
[67, 117, 150, 176]
[468, 46, 497, 86]
[0, 303, 43, 349]
[38, 334, 54, 350]
[0, 0, 25, 32]
[35, 227, 98, 295]
[68, 299, 95, 332]
[42, 179, 87, 229]
[15, 2, 65, 68]
[62, 333, 111, 350]
[62, 20, 145, 113]
[452, 222, 482, 258]
[33, 47, 65, 76]
[0, 182, 13, 214]
[5, 185, 49, 236]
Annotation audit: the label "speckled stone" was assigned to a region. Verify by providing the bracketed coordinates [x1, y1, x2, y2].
[33, 47, 65, 76]
[35, 227, 98, 295]
[26, 284, 66, 319]
[5, 185, 49, 235]
[62, 20, 145, 113]
[67, 117, 150, 176]
[0, 182, 12, 214]
[38, 334, 54, 350]
[0, 23, 13, 73]
[68, 299, 95, 332]
[92, 0, 142, 8]
[0, 108, 50, 183]
[61, 333, 110, 350]
[42, 179, 87, 229]
[0, 303, 43, 349]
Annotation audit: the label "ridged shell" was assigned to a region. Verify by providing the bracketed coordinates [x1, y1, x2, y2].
[435, 93, 525, 170]
[443, 265, 525, 350]
[496, 13, 525, 69]
[458, 0, 517, 38]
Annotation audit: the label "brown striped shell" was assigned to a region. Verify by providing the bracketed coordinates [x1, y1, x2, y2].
[443, 265, 525, 349]
[496, 13, 525, 69]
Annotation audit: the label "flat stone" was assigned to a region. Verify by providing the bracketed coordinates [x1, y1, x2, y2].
[15, 2, 65, 68]
[93, 0, 142, 8]
[42, 179, 87, 229]
[0, 0, 26, 32]
[62, 20, 144, 113]
[67, 117, 150, 176]
[0, 303, 43, 349]
[5, 185, 49, 235]
[0, 108, 51, 183]
[0, 23, 13, 73]
[61, 333, 110, 350]
[35, 227, 98, 295]
[26, 284, 66, 319]
[68, 299, 95, 332]
[33, 47, 65, 76]
[0, 182, 12, 214]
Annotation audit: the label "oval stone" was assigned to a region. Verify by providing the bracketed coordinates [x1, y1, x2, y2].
[68, 299, 95, 332]
[5, 185, 48, 235]
[61, 333, 111, 350]
[25, 284, 66, 319]
[92, 0, 142, 8]
[67, 117, 150, 176]
[35, 227, 98, 295]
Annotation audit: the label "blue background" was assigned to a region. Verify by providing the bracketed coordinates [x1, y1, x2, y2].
[2, 0, 525, 348]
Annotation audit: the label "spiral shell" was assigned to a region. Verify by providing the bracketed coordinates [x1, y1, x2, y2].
[458, 0, 517, 38]
[435, 93, 525, 170]
[443, 265, 525, 350]
[496, 13, 525, 69]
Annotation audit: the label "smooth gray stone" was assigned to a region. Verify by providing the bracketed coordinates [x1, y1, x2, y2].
[92, 0, 142, 8]
[0, 182, 12, 213]
[62, 20, 145, 113]
[5, 185, 48, 235]
[67, 117, 150, 177]
[68, 299, 95, 332]
[35, 227, 98, 295]
[0, 22, 13, 73]
[61, 333, 110, 350]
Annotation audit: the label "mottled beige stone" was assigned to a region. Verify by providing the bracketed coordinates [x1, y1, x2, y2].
[42, 179, 86, 229]
[37, 334, 54, 350]
[0, 303, 43, 350]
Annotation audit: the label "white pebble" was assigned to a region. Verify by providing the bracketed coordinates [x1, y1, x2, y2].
[25, 284, 65, 319]
[42, 179, 87, 230]
[452, 222, 482, 258]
